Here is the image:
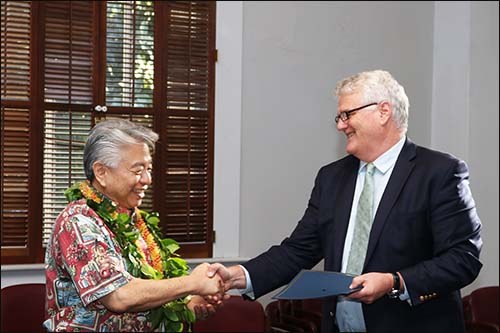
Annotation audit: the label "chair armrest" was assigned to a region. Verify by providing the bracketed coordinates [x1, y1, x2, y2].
[269, 322, 306, 333]
[465, 320, 499, 333]
[266, 299, 322, 333]
[280, 314, 319, 333]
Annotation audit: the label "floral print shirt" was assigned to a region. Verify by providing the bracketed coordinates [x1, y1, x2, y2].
[44, 199, 151, 332]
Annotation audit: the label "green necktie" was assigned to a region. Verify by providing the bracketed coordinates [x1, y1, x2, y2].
[346, 163, 375, 275]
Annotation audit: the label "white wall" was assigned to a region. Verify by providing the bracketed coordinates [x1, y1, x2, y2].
[212, 1, 243, 258]
[238, 1, 435, 260]
[235, 0, 498, 302]
[432, 1, 499, 294]
[467, 1, 500, 291]
[2, 1, 498, 305]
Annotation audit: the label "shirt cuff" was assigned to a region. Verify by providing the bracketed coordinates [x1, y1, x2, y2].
[399, 284, 412, 305]
[238, 264, 255, 299]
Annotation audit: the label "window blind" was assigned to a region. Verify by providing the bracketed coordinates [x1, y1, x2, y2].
[42, 1, 94, 246]
[1, 1, 34, 260]
[103, 0, 155, 213]
[160, 2, 214, 256]
[1, 0, 215, 263]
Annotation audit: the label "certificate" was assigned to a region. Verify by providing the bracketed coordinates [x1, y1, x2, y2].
[273, 270, 362, 300]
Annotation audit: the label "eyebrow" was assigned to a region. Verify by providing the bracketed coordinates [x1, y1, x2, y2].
[129, 160, 153, 169]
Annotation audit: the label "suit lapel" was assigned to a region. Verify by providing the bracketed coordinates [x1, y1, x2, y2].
[331, 156, 359, 271]
[364, 139, 417, 267]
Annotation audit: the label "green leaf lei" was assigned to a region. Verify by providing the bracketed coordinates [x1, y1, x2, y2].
[64, 181, 195, 332]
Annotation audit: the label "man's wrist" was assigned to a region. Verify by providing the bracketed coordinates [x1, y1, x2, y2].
[237, 265, 254, 295]
[232, 265, 248, 289]
[387, 272, 402, 298]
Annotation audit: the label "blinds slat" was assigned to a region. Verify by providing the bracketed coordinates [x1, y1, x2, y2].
[42, 109, 91, 245]
[1, 1, 31, 100]
[1, 106, 31, 248]
[44, 1, 93, 104]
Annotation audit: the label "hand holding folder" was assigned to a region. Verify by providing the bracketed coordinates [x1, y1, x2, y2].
[273, 270, 362, 300]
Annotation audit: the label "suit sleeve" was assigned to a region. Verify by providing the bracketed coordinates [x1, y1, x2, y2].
[401, 158, 483, 306]
[242, 168, 326, 298]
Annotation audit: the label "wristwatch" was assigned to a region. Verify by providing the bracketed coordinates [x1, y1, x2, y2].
[388, 272, 402, 299]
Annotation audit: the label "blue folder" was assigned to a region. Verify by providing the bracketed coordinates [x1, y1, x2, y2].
[273, 269, 362, 299]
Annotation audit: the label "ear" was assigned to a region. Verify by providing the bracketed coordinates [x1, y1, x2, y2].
[378, 100, 392, 125]
[92, 162, 108, 187]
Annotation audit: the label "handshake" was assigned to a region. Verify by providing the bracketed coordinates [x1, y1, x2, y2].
[186, 263, 246, 319]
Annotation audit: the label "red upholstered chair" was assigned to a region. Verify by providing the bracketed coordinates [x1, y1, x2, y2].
[265, 299, 323, 333]
[1, 283, 46, 333]
[290, 299, 322, 329]
[463, 286, 499, 333]
[192, 295, 268, 332]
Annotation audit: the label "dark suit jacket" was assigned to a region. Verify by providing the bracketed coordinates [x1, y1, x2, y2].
[243, 138, 482, 333]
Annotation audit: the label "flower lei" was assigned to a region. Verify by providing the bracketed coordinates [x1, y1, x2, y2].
[64, 181, 195, 332]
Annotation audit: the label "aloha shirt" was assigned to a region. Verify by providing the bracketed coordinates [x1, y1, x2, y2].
[44, 199, 152, 332]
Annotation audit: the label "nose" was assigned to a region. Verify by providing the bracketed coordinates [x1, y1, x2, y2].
[140, 169, 152, 185]
[336, 118, 348, 131]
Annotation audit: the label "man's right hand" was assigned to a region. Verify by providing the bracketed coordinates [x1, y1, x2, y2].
[189, 263, 224, 296]
[207, 263, 247, 291]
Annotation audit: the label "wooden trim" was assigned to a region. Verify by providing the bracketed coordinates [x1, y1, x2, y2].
[30, 0, 44, 263]
[205, 1, 216, 256]
[153, 1, 166, 212]
[93, 1, 106, 108]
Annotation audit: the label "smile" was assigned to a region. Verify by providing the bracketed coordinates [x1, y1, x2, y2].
[133, 189, 146, 198]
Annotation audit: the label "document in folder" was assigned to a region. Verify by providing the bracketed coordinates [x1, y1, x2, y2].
[273, 270, 362, 300]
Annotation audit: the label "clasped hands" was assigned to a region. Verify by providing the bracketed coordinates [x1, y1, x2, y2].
[187, 262, 245, 320]
[190, 263, 398, 319]
[186, 263, 230, 320]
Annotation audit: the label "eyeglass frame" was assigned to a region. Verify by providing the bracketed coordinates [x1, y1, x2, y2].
[334, 102, 379, 124]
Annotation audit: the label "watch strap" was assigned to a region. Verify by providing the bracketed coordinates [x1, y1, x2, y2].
[388, 272, 401, 298]
[392, 272, 401, 291]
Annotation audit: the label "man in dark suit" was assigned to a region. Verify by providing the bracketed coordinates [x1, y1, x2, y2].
[209, 69, 483, 333]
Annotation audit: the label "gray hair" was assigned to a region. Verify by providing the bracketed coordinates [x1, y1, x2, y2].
[83, 119, 159, 181]
[335, 69, 409, 133]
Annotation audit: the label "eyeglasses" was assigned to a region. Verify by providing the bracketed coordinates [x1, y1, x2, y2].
[334, 102, 379, 124]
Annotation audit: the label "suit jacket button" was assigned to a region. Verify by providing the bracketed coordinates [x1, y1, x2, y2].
[329, 311, 334, 317]
[419, 296, 425, 302]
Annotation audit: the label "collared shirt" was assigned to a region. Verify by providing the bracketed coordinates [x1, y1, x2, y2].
[336, 136, 406, 332]
[44, 199, 152, 332]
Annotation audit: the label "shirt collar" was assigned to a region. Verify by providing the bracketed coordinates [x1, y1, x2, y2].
[359, 136, 406, 175]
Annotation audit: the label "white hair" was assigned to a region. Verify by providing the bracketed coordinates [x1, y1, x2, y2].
[83, 119, 159, 180]
[335, 69, 409, 132]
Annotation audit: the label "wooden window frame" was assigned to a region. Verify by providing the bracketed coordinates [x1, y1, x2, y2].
[1, 0, 215, 264]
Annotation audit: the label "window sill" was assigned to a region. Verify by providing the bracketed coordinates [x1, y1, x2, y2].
[0, 257, 250, 272]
